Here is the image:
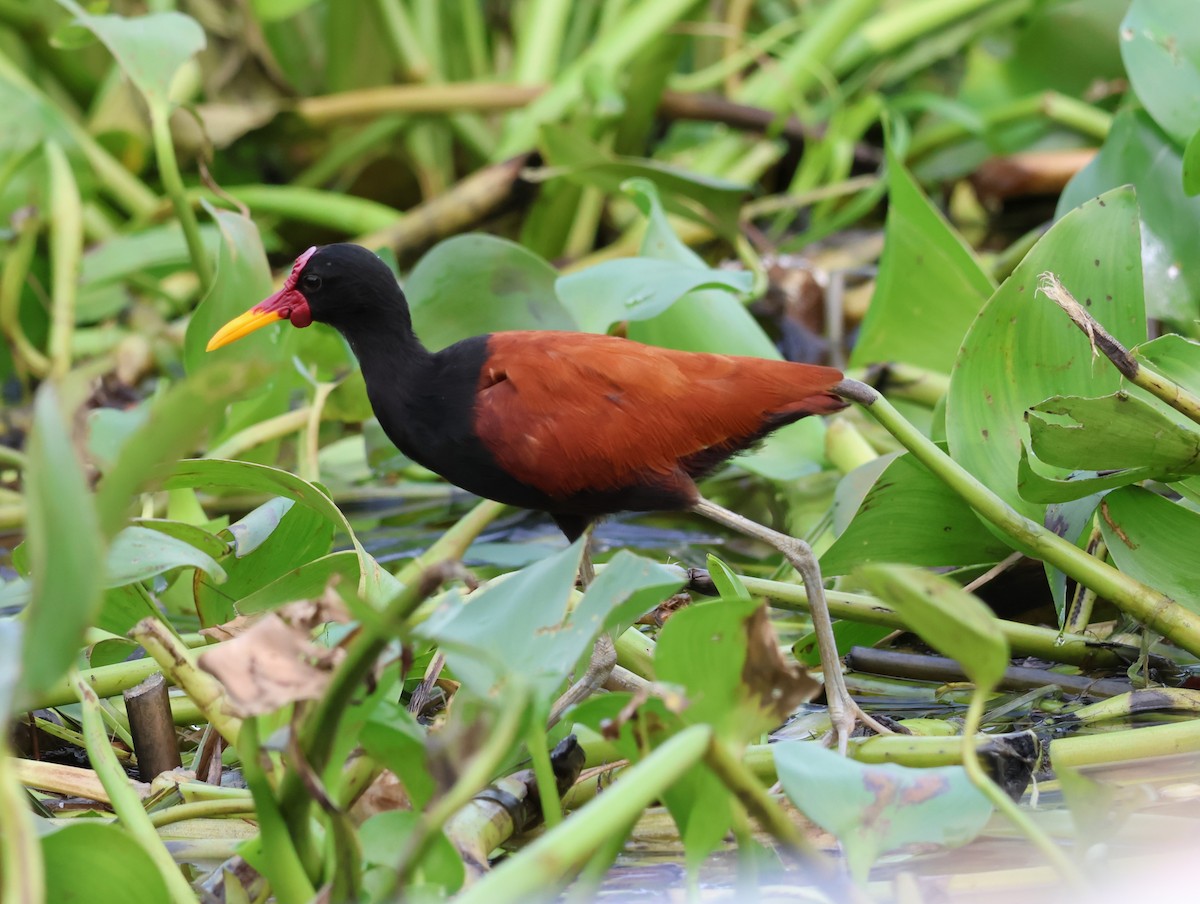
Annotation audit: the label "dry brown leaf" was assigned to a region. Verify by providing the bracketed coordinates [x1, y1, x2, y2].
[198, 613, 344, 717]
[199, 613, 258, 642]
[742, 605, 822, 723]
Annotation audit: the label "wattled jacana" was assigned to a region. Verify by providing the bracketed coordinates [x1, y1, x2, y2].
[208, 243, 886, 748]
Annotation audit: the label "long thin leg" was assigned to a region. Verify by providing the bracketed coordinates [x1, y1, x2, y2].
[693, 496, 891, 753]
[548, 532, 615, 728]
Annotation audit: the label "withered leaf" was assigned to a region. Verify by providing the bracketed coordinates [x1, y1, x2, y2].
[741, 605, 821, 723]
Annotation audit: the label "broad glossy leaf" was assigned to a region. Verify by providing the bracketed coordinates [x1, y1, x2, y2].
[1017, 447, 1162, 504]
[94, 361, 269, 538]
[406, 234, 575, 350]
[556, 258, 751, 334]
[1135, 332, 1200, 393]
[184, 206, 284, 376]
[86, 404, 149, 474]
[1099, 487, 1200, 611]
[236, 550, 361, 614]
[1026, 392, 1200, 472]
[1120, 0, 1200, 144]
[820, 449, 1012, 576]
[419, 543, 680, 702]
[948, 186, 1146, 519]
[58, 2, 205, 115]
[106, 525, 226, 586]
[775, 741, 993, 882]
[1185, 128, 1200, 196]
[360, 699, 435, 808]
[361, 811, 464, 896]
[622, 178, 779, 358]
[42, 822, 170, 904]
[704, 554, 752, 602]
[850, 147, 994, 373]
[1058, 110, 1200, 326]
[857, 564, 1009, 692]
[20, 383, 105, 705]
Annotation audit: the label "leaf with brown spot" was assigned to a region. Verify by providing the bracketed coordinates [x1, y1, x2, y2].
[740, 605, 821, 724]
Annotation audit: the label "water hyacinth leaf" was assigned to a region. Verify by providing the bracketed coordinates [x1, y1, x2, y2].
[361, 699, 435, 809]
[1026, 392, 1200, 472]
[704, 554, 752, 601]
[1057, 110, 1200, 326]
[236, 551, 362, 614]
[42, 822, 170, 904]
[184, 205, 284, 375]
[406, 234, 575, 351]
[196, 500, 333, 624]
[820, 449, 1012, 576]
[20, 383, 105, 705]
[86, 403, 150, 474]
[857, 564, 1010, 692]
[420, 542, 680, 702]
[1119, 0, 1200, 145]
[1017, 446, 1162, 504]
[622, 178, 779, 358]
[1135, 333, 1200, 397]
[655, 599, 818, 742]
[94, 361, 270, 539]
[1099, 487, 1200, 611]
[57, 1, 205, 115]
[948, 186, 1146, 520]
[132, 519, 229, 561]
[361, 811, 464, 897]
[556, 258, 752, 335]
[850, 146, 994, 373]
[81, 223, 221, 286]
[774, 741, 993, 882]
[105, 525, 226, 586]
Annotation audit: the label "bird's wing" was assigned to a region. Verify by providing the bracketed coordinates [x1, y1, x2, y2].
[474, 332, 843, 499]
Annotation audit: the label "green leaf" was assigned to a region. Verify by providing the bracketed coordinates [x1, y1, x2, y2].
[250, 0, 322, 22]
[405, 234, 576, 351]
[1026, 392, 1200, 472]
[948, 186, 1146, 520]
[820, 449, 1012, 576]
[1099, 487, 1200, 611]
[1135, 333, 1200, 390]
[236, 551, 361, 615]
[556, 258, 752, 334]
[1017, 446, 1161, 504]
[774, 741, 993, 883]
[1184, 127, 1200, 196]
[81, 224, 220, 286]
[1058, 110, 1200, 327]
[419, 543, 680, 702]
[105, 525, 226, 586]
[0, 621, 21, 723]
[184, 206, 284, 376]
[94, 362, 271, 539]
[621, 179, 779, 358]
[360, 811, 464, 896]
[1120, 0, 1200, 145]
[850, 146, 995, 373]
[360, 700, 435, 808]
[856, 564, 1009, 692]
[19, 383, 105, 706]
[704, 554, 751, 602]
[58, 2, 205, 116]
[42, 822, 170, 904]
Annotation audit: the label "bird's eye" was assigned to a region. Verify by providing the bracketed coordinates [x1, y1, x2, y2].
[301, 273, 322, 292]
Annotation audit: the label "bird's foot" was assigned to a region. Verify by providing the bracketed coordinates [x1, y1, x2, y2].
[823, 681, 895, 755]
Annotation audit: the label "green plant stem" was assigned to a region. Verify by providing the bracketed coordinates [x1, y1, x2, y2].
[130, 619, 242, 746]
[396, 498, 507, 586]
[150, 111, 212, 293]
[833, 0, 1008, 73]
[841, 381, 1200, 657]
[959, 689, 1083, 885]
[734, 574, 1132, 669]
[44, 141, 81, 378]
[1051, 717, 1200, 767]
[207, 408, 312, 460]
[703, 737, 821, 861]
[908, 92, 1110, 161]
[382, 693, 528, 895]
[277, 565, 455, 846]
[0, 739, 44, 904]
[147, 798, 258, 828]
[196, 185, 402, 235]
[238, 717, 317, 903]
[454, 725, 714, 904]
[293, 116, 410, 189]
[75, 673, 198, 904]
[525, 717, 563, 829]
[512, 0, 572, 84]
[0, 208, 50, 377]
[670, 15, 806, 93]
